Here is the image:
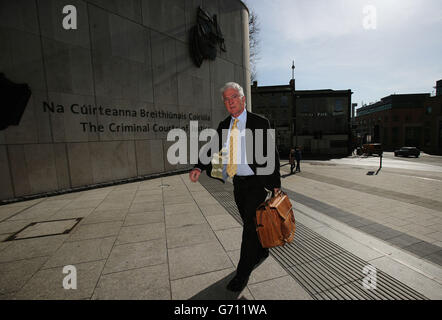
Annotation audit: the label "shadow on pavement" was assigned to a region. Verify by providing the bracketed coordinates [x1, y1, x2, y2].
[366, 168, 382, 175]
[282, 172, 295, 179]
[189, 271, 248, 300]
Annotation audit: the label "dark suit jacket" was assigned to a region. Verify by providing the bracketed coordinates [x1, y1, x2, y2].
[195, 111, 281, 189]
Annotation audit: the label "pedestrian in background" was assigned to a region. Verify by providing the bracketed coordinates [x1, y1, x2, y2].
[289, 148, 295, 174]
[295, 146, 302, 173]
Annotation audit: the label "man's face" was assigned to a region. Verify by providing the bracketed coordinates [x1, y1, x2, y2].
[223, 88, 245, 117]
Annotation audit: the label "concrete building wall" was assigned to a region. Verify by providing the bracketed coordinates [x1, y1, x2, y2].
[0, 0, 250, 200]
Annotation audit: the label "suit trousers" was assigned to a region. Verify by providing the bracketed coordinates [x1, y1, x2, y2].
[233, 175, 269, 278]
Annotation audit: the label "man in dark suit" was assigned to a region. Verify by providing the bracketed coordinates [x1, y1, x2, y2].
[189, 82, 281, 292]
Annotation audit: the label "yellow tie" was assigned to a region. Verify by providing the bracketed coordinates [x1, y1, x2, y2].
[227, 119, 239, 178]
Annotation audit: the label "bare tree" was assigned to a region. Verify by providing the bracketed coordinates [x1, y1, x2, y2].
[248, 8, 260, 82]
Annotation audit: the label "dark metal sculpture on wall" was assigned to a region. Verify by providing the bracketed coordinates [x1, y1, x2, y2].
[0, 74, 31, 131]
[189, 6, 226, 68]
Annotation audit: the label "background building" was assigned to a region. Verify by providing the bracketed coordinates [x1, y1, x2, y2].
[251, 82, 294, 155]
[251, 81, 352, 157]
[0, 0, 251, 201]
[355, 80, 442, 155]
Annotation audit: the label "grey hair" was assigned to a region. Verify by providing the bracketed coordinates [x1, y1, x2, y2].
[220, 82, 245, 102]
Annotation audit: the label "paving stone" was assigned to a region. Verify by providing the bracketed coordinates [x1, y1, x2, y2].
[388, 234, 424, 248]
[132, 194, 163, 204]
[49, 208, 95, 220]
[62, 199, 103, 210]
[171, 267, 254, 300]
[165, 203, 200, 215]
[43, 237, 115, 268]
[129, 201, 164, 213]
[163, 195, 194, 205]
[168, 241, 233, 280]
[199, 204, 229, 217]
[80, 209, 127, 225]
[206, 214, 240, 231]
[426, 231, 442, 242]
[346, 218, 377, 228]
[166, 223, 217, 249]
[369, 224, 393, 232]
[6, 207, 60, 221]
[404, 242, 442, 257]
[226, 249, 288, 285]
[424, 251, 442, 266]
[358, 224, 381, 235]
[371, 229, 403, 241]
[103, 239, 167, 274]
[123, 210, 164, 226]
[247, 275, 312, 300]
[92, 264, 170, 300]
[14, 260, 105, 300]
[0, 206, 33, 222]
[192, 196, 219, 206]
[0, 256, 48, 295]
[95, 201, 132, 211]
[0, 235, 68, 263]
[67, 221, 122, 242]
[115, 222, 165, 245]
[165, 212, 206, 229]
[215, 227, 243, 252]
[0, 221, 30, 236]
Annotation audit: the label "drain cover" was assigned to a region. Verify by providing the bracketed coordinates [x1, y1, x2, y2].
[4, 218, 82, 241]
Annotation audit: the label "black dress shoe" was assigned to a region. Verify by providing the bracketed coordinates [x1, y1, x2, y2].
[226, 275, 249, 292]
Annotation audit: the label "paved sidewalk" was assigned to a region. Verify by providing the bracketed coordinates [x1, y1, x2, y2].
[280, 160, 442, 265]
[0, 174, 310, 300]
[198, 174, 441, 300]
[0, 163, 441, 300]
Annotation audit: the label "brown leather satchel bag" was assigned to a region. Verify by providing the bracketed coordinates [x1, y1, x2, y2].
[255, 190, 296, 248]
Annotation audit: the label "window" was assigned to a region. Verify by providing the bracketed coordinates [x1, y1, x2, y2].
[334, 99, 344, 112]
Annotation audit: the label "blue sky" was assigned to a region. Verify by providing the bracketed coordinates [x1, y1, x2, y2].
[243, 0, 442, 109]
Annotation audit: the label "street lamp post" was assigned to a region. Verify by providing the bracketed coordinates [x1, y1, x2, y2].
[290, 60, 297, 148]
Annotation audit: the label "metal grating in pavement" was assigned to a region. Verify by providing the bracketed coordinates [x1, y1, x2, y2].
[199, 175, 428, 300]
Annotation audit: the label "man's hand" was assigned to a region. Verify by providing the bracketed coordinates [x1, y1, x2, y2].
[274, 188, 281, 195]
[189, 169, 201, 183]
